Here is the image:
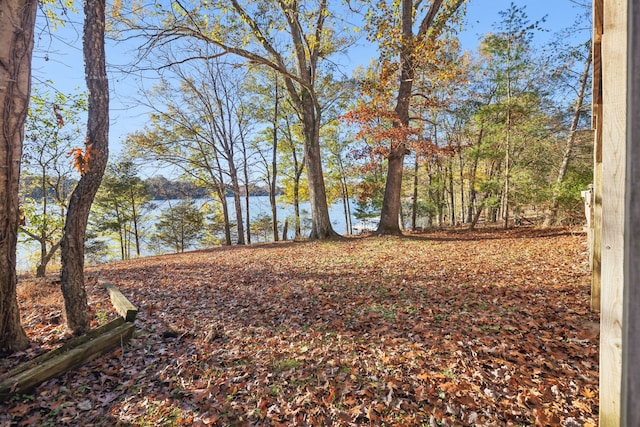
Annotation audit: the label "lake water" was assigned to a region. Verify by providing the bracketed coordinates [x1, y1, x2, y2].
[16, 196, 358, 272]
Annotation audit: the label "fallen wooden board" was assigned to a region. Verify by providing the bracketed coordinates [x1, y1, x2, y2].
[0, 320, 135, 402]
[101, 280, 138, 322]
[3, 317, 126, 379]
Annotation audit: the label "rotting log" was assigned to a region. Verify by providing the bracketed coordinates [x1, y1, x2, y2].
[101, 280, 138, 322]
[0, 320, 135, 401]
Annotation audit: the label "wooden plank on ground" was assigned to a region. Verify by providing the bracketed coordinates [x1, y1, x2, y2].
[0, 320, 135, 402]
[3, 317, 126, 379]
[101, 281, 138, 322]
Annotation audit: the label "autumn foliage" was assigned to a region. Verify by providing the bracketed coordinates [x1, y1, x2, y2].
[67, 143, 95, 175]
[2, 228, 598, 425]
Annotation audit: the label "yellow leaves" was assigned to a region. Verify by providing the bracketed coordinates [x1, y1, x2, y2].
[112, 0, 122, 18]
[572, 399, 593, 414]
[580, 387, 596, 399]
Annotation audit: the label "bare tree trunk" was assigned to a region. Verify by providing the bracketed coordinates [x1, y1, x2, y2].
[0, 0, 37, 354]
[278, 218, 286, 242]
[448, 159, 456, 226]
[411, 154, 419, 231]
[543, 50, 592, 226]
[301, 93, 338, 240]
[36, 242, 61, 278]
[241, 139, 252, 244]
[60, 0, 109, 335]
[337, 156, 353, 235]
[270, 78, 279, 241]
[131, 192, 141, 256]
[217, 184, 232, 246]
[230, 170, 245, 245]
[458, 150, 466, 224]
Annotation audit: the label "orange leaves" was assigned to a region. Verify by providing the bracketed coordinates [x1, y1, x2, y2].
[5, 228, 598, 425]
[67, 143, 96, 175]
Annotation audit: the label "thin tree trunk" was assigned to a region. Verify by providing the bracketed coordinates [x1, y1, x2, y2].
[36, 241, 60, 278]
[467, 130, 484, 223]
[282, 219, 289, 241]
[503, 41, 513, 229]
[448, 159, 456, 226]
[242, 147, 251, 245]
[218, 184, 232, 246]
[60, 0, 109, 335]
[244, 191, 251, 244]
[131, 192, 141, 256]
[411, 154, 419, 231]
[543, 50, 592, 226]
[503, 115, 511, 228]
[270, 79, 279, 241]
[470, 197, 487, 230]
[337, 156, 353, 235]
[293, 180, 301, 238]
[231, 175, 245, 245]
[291, 141, 304, 239]
[458, 149, 465, 224]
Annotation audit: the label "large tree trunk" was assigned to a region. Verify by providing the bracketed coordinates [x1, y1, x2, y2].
[0, 0, 37, 355]
[378, 152, 407, 234]
[376, 0, 463, 235]
[376, 0, 414, 236]
[379, 0, 441, 235]
[60, 0, 109, 335]
[280, 0, 337, 240]
[301, 91, 338, 240]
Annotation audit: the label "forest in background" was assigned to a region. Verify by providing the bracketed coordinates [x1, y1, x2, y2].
[17, 1, 593, 278]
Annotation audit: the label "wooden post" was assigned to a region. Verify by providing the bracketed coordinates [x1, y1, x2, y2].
[598, 0, 627, 424]
[102, 281, 138, 322]
[592, 0, 603, 313]
[581, 185, 594, 266]
[622, 0, 640, 423]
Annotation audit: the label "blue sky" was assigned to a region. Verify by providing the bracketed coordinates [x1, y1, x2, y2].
[30, 0, 589, 177]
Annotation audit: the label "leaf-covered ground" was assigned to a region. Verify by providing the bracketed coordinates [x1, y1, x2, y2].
[1, 227, 598, 426]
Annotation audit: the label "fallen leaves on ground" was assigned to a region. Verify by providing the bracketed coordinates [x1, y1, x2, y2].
[1, 227, 599, 426]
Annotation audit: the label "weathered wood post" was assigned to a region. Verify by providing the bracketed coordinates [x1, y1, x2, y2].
[595, 0, 640, 424]
[622, 0, 640, 424]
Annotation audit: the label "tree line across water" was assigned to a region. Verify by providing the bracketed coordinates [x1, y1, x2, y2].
[20, 174, 275, 202]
